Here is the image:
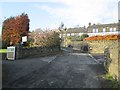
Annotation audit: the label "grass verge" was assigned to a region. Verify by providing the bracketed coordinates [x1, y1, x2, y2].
[0, 49, 7, 53]
[100, 74, 120, 88]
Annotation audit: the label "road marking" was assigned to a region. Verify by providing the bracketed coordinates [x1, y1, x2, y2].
[41, 56, 57, 63]
[88, 54, 100, 64]
[69, 53, 89, 56]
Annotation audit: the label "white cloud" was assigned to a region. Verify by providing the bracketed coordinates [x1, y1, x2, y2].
[1, 0, 119, 29]
[0, 0, 63, 2]
[34, 0, 119, 28]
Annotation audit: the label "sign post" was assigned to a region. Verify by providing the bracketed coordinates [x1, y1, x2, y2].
[22, 36, 27, 42]
[22, 36, 27, 46]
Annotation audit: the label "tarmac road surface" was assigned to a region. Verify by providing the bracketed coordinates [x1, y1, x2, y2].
[2, 49, 105, 88]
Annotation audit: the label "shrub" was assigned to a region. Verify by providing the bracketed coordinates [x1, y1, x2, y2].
[30, 29, 60, 47]
[67, 34, 89, 41]
[1, 41, 7, 49]
[80, 34, 89, 41]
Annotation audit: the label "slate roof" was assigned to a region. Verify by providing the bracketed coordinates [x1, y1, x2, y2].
[66, 27, 87, 33]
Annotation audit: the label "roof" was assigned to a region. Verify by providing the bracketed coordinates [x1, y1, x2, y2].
[88, 23, 118, 28]
[66, 27, 86, 33]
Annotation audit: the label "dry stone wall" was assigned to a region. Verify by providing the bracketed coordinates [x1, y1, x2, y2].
[104, 46, 119, 81]
[16, 45, 61, 59]
[86, 40, 118, 53]
[86, 40, 120, 82]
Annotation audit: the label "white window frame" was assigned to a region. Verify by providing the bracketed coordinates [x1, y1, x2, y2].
[71, 33, 75, 36]
[93, 29, 95, 33]
[113, 28, 116, 32]
[96, 28, 98, 33]
[110, 28, 113, 32]
[79, 33, 82, 36]
[67, 33, 70, 36]
[103, 28, 106, 32]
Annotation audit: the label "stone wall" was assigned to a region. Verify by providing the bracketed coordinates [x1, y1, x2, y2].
[109, 46, 119, 80]
[86, 40, 120, 82]
[16, 45, 61, 59]
[85, 40, 118, 53]
[1, 53, 7, 60]
[104, 47, 119, 80]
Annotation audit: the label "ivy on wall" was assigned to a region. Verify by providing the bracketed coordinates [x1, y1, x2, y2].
[84, 34, 120, 41]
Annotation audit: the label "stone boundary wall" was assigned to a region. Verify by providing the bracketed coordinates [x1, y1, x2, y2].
[16, 45, 61, 59]
[1, 53, 7, 60]
[85, 40, 118, 53]
[104, 46, 119, 82]
[86, 40, 120, 82]
[103, 40, 119, 83]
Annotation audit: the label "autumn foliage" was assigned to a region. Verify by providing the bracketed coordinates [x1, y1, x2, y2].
[30, 29, 60, 47]
[84, 34, 120, 41]
[2, 13, 30, 46]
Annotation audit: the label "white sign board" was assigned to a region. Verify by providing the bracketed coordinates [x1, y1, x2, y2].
[22, 36, 27, 42]
[7, 46, 16, 60]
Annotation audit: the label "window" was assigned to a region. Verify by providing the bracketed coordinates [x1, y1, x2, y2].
[93, 28, 98, 33]
[103, 28, 106, 32]
[93, 29, 95, 33]
[113, 28, 116, 32]
[71, 33, 74, 36]
[96, 28, 98, 33]
[79, 33, 82, 36]
[67, 33, 70, 36]
[110, 28, 113, 32]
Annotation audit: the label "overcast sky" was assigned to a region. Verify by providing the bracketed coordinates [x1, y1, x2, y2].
[0, 0, 119, 32]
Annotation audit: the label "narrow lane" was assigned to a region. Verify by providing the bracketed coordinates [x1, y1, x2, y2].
[3, 50, 105, 88]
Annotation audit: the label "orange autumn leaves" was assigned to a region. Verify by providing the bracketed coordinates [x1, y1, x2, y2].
[84, 34, 120, 41]
[2, 13, 30, 46]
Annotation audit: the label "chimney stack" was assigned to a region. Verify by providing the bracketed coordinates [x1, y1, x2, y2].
[89, 22, 91, 26]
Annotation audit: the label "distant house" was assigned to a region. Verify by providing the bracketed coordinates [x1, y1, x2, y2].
[58, 27, 87, 38]
[56, 22, 119, 38]
[87, 23, 119, 37]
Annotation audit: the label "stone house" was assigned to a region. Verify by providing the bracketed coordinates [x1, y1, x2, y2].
[59, 27, 87, 38]
[87, 23, 119, 37]
[57, 22, 119, 38]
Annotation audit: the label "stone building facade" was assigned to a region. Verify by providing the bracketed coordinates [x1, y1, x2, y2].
[87, 23, 119, 37]
[58, 22, 119, 37]
[60, 27, 87, 38]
